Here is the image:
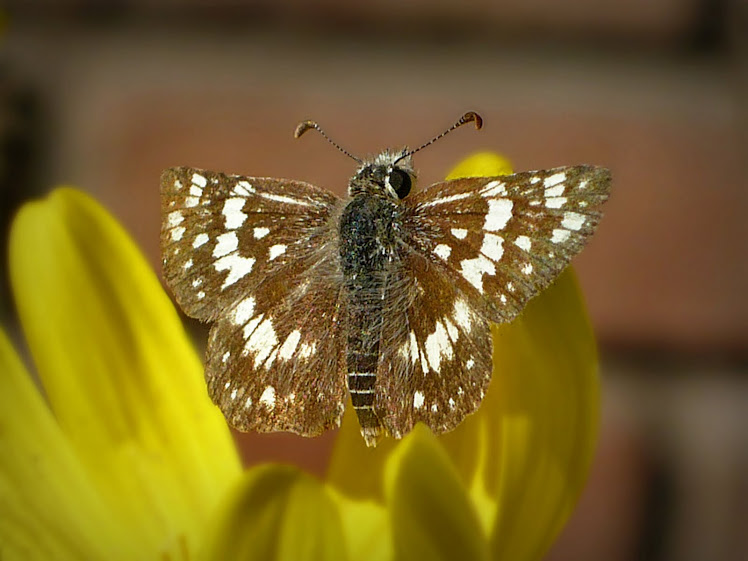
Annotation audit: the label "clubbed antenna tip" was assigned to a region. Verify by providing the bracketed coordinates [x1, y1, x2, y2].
[293, 119, 361, 163]
[397, 111, 484, 162]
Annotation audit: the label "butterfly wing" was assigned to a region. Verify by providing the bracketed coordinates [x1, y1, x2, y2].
[161, 167, 348, 435]
[375, 165, 611, 437]
[403, 165, 611, 324]
[376, 246, 493, 437]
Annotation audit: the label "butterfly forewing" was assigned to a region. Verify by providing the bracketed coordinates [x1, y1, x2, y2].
[404, 165, 611, 325]
[161, 167, 341, 322]
[161, 166, 348, 434]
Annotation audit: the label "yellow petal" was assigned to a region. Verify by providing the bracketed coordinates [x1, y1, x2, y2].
[385, 425, 488, 561]
[485, 268, 599, 561]
[445, 152, 514, 180]
[8, 188, 241, 557]
[440, 154, 600, 560]
[328, 490, 393, 561]
[0, 328, 136, 559]
[200, 465, 347, 561]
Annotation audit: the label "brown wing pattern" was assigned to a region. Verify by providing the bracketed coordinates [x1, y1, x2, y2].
[403, 165, 611, 325]
[161, 166, 348, 434]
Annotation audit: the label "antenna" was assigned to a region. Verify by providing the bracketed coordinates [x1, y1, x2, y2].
[396, 111, 483, 163]
[294, 120, 361, 163]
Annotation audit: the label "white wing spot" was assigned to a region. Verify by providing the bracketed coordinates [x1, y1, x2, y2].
[230, 389, 238, 400]
[546, 196, 567, 209]
[197, 290, 205, 299]
[562, 212, 586, 231]
[299, 342, 317, 359]
[268, 244, 286, 260]
[189, 185, 202, 197]
[530, 176, 540, 184]
[481, 180, 507, 197]
[522, 263, 533, 275]
[444, 318, 459, 341]
[192, 173, 207, 188]
[451, 228, 468, 239]
[421, 192, 471, 208]
[453, 298, 473, 330]
[244, 396, 252, 409]
[433, 244, 452, 261]
[167, 211, 183, 227]
[431, 403, 438, 413]
[171, 226, 185, 241]
[224, 381, 231, 389]
[183, 259, 193, 269]
[578, 180, 589, 190]
[223, 198, 247, 229]
[551, 229, 571, 243]
[484, 199, 513, 231]
[545, 184, 565, 198]
[233, 180, 255, 196]
[174, 179, 183, 190]
[259, 192, 310, 206]
[213, 232, 238, 258]
[184, 196, 199, 208]
[246, 319, 278, 368]
[515, 235, 532, 251]
[192, 278, 202, 287]
[193, 233, 209, 248]
[507, 282, 515, 292]
[259, 385, 276, 409]
[481, 233, 504, 261]
[222, 351, 230, 363]
[425, 321, 453, 369]
[466, 358, 475, 369]
[232, 296, 255, 326]
[544, 172, 566, 188]
[500, 294, 507, 304]
[253, 227, 270, 239]
[449, 397, 456, 409]
[460, 256, 495, 293]
[215, 255, 255, 289]
[413, 391, 425, 409]
[279, 329, 301, 360]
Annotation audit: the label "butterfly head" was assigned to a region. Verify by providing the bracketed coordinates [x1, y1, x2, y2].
[349, 149, 416, 200]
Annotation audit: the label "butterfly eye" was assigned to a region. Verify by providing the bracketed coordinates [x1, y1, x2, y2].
[387, 168, 412, 199]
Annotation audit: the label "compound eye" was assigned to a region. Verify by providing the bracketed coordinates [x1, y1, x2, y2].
[387, 168, 412, 199]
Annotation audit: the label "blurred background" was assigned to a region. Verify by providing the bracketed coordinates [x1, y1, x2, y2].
[1, 1, 746, 560]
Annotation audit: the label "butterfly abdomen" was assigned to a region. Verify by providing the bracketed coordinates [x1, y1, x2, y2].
[339, 194, 401, 446]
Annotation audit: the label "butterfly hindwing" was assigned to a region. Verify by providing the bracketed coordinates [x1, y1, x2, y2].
[403, 165, 611, 324]
[376, 246, 493, 437]
[204, 253, 348, 435]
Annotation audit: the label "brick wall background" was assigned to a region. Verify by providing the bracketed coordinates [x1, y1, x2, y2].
[1, 2, 746, 559]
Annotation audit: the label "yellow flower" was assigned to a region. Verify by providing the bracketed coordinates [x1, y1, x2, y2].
[0, 152, 599, 560]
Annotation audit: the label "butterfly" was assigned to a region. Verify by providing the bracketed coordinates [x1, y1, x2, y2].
[160, 112, 611, 447]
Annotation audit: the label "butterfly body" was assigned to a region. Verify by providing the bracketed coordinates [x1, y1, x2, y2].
[161, 136, 610, 447]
